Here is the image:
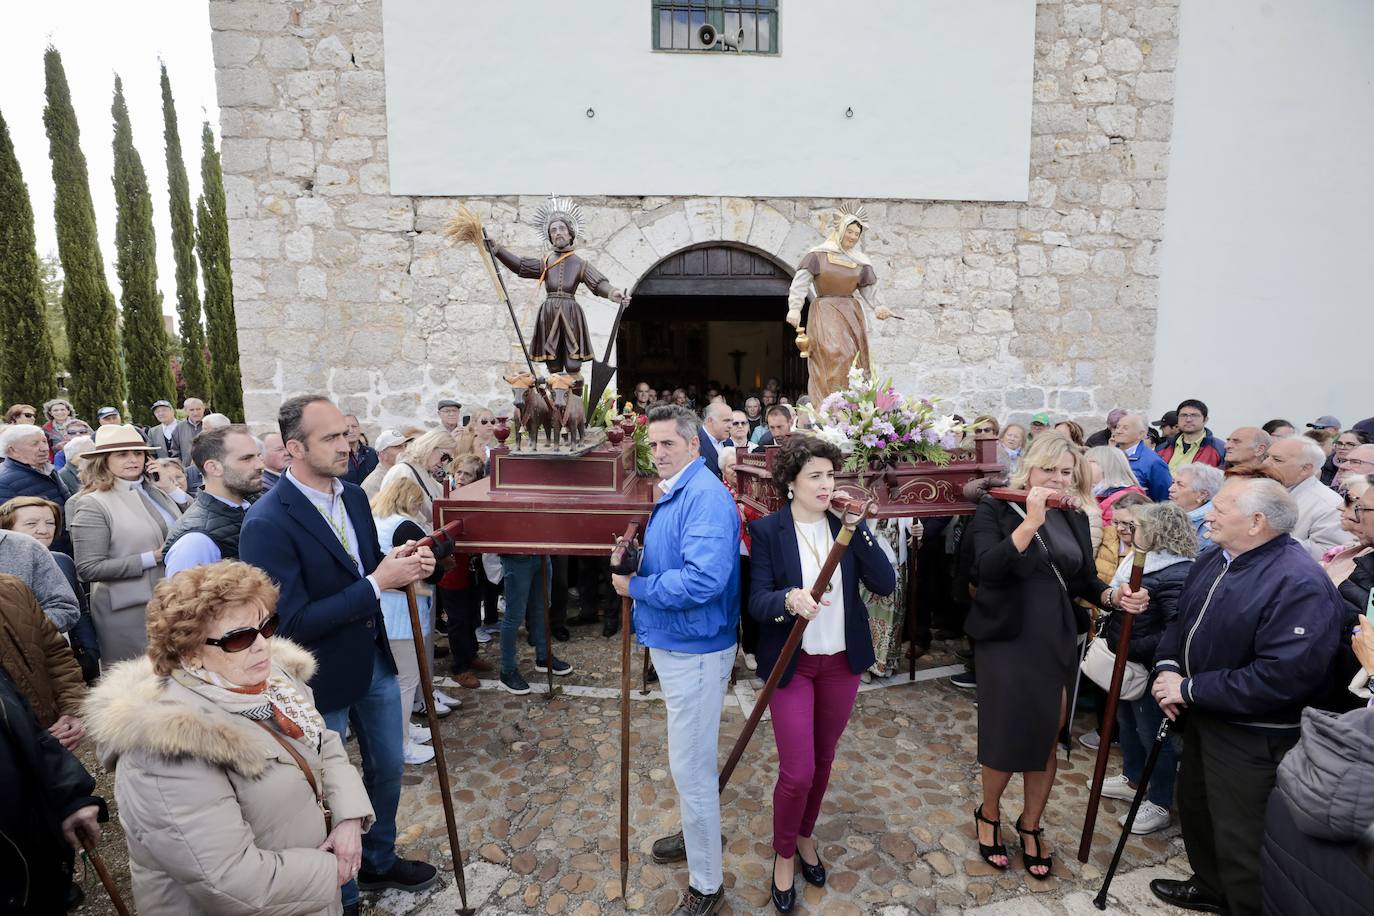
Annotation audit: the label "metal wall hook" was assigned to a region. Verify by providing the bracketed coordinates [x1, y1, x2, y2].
[586, 107, 596, 119]
[845, 107, 854, 119]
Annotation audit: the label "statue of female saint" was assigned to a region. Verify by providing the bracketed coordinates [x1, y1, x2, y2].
[785, 204, 892, 403]
[487, 196, 630, 377]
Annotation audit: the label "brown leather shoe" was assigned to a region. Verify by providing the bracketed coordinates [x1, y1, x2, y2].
[452, 671, 480, 689]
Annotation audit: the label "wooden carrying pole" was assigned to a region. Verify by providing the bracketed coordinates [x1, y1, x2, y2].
[80, 835, 132, 916]
[1077, 548, 1147, 863]
[717, 497, 866, 792]
[613, 522, 640, 899]
[402, 519, 474, 913]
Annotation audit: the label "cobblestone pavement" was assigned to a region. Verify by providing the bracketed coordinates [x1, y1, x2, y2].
[361, 624, 1187, 915]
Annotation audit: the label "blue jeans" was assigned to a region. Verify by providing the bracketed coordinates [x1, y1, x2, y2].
[651, 643, 736, 895]
[322, 648, 403, 906]
[1117, 694, 1179, 808]
[499, 555, 549, 674]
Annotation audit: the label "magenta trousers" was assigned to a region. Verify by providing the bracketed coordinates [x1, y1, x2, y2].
[769, 651, 862, 857]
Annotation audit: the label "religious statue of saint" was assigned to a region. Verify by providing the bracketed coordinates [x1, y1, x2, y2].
[487, 196, 630, 377]
[785, 204, 892, 403]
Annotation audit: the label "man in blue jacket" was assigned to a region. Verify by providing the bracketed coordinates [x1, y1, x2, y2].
[1149, 474, 1343, 916]
[240, 395, 437, 914]
[1112, 413, 1172, 501]
[0, 424, 72, 553]
[612, 404, 739, 916]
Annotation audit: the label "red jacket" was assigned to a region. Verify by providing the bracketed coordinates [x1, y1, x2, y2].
[1156, 431, 1227, 468]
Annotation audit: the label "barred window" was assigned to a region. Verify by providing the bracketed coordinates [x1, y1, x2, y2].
[652, 0, 779, 54]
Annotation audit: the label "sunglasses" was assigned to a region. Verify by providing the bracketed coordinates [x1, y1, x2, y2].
[205, 613, 279, 652]
[17, 412, 35, 419]
[437, 453, 454, 465]
[477, 418, 496, 426]
[730, 420, 748, 425]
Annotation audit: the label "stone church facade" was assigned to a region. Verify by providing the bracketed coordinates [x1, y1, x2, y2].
[211, 0, 1179, 430]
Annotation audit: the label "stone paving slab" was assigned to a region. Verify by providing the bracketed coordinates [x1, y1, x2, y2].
[356, 628, 1185, 915]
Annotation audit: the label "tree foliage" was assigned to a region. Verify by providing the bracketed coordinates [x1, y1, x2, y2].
[160, 63, 209, 403]
[197, 121, 242, 422]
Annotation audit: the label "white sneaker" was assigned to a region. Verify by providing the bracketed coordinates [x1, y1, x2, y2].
[1079, 728, 1101, 750]
[1100, 773, 1137, 802]
[403, 741, 435, 765]
[475, 628, 492, 644]
[432, 689, 461, 708]
[413, 698, 451, 719]
[744, 653, 757, 671]
[409, 723, 432, 744]
[1120, 801, 1171, 834]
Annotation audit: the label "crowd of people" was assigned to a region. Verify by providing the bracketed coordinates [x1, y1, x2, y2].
[2, 385, 1373, 916]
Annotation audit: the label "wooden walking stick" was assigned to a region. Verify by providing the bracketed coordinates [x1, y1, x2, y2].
[1077, 547, 1147, 863]
[79, 834, 132, 916]
[611, 523, 641, 898]
[718, 496, 869, 792]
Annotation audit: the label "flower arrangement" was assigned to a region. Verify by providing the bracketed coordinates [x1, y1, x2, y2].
[594, 390, 655, 475]
[800, 361, 962, 479]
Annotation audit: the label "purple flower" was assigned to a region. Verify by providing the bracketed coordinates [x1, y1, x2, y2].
[861, 434, 880, 448]
[940, 433, 958, 450]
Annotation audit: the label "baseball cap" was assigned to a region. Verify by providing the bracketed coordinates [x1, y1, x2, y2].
[375, 429, 413, 451]
[1030, 412, 1050, 426]
[96, 406, 120, 420]
[150, 399, 173, 410]
[1307, 415, 1342, 429]
[1153, 410, 1178, 427]
[437, 399, 461, 410]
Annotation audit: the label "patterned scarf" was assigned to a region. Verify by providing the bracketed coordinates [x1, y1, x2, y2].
[173, 664, 326, 750]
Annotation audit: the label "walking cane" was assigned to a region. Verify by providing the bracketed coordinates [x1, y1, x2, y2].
[1094, 715, 1177, 909]
[79, 834, 132, 916]
[718, 496, 870, 792]
[1078, 548, 1147, 863]
[539, 557, 559, 698]
[611, 524, 641, 898]
[402, 520, 474, 914]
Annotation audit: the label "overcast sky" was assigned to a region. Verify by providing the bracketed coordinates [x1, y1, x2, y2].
[2, 1, 220, 323]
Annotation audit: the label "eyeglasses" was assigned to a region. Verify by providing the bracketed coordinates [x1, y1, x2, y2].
[1338, 457, 1374, 470]
[204, 613, 279, 652]
[1335, 441, 1359, 450]
[1345, 502, 1373, 523]
[1113, 520, 1136, 532]
[1177, 411, 1204, 420]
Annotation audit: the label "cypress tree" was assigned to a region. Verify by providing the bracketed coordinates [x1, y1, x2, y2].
[0, 108, 59, 409]
[160, 63, 209, 403]
[196, 121, 243, 422]
[43, 46, 125, 422]
[111, 76, 175, 427]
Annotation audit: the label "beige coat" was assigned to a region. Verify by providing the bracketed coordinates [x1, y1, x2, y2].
[84, 639, 373, 916]
[70, 479, 179, 663]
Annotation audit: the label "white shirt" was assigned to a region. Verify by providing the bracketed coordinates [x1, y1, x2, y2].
[657, 462, 691, 496]
[284, 468, 382, 598]
[160, 420, 178, 440]
[795, 517, 846, 656]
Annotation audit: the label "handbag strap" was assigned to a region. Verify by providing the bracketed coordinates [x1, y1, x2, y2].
[255, 722, 331, 831]
[1009, 502, 1071, 596]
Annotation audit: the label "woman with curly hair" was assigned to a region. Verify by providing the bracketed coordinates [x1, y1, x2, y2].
[747, 435, 896, 910]
[1097, 500, 1198, 835]
[83, 560, 373, 915]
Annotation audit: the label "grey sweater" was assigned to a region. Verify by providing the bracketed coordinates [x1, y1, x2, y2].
[0, 529, 80, 632]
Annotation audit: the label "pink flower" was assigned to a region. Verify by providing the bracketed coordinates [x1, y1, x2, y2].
[875, 388, 902, 412]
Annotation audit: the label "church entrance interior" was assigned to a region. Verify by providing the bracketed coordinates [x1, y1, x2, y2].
[615, 244, 807, 403]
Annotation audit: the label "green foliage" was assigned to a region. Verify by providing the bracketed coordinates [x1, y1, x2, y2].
[0, 108, 58, 408]
[111, 76, 176, 427]
[160, 63, 208, 403]
[38, 256, 69, 371]
[43, 46, 126, 422]
[196, 122, 242, 422]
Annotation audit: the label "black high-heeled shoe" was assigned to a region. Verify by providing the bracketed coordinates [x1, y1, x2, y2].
[1015, 815, 1053, 880]
[797, 840, 826, 887]
[973, 804, 1009, 870]
[770, 853, 796, 913]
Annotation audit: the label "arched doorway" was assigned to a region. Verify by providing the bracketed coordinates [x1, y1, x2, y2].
[619, 243, 807, 401]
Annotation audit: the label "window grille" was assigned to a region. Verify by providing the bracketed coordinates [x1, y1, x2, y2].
[652, 0, 779, 54]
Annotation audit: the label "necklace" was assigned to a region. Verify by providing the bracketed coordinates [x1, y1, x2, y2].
[795, 520, 836, 600]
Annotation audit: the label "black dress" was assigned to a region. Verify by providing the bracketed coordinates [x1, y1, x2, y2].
[967, 500, 1105, 773]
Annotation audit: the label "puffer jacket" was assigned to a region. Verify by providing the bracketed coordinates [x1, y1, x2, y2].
[84, 639, 374, 916]
[1154, 533, 1344, 729]
[1100, 552, 1193, 665]
[0, 573, 86, 729]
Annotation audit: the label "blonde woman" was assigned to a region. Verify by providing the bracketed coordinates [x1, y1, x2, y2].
[966, 434, 1147, 877]
[380, 428, 458, 524]
[1084, 445, 1147, 525]
[70, 425, 182, 664]
[455, 407, 498, 467]
[370, 476, 448, 764]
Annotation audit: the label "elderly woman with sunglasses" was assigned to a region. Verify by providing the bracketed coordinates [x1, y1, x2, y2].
[85, 560, 373, 915]
[380, 427, 458, 523]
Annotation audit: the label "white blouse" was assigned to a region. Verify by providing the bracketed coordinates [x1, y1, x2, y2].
[795, 518, 846, 656]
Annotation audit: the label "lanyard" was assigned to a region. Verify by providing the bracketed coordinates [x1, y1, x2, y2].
[795, 521, 836, 600]
[314, 492, 356, 564]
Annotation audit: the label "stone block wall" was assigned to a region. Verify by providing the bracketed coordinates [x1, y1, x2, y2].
[212, 0, 1179, 431]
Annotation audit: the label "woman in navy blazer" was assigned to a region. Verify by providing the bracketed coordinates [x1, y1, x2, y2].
[748, 436, 896, 912]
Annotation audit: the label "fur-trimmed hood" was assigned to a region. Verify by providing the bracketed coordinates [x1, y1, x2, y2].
[83, 638, 318, 778]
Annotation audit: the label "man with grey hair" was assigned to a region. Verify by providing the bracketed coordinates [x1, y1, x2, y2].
[612, 404, 739, 916]
[259, 430, 289, 492]
[697, 401, 733, 481]
[1111, 413, 1172, 501]
[1168, 462, 1225, 548]
[1149, 474, 1344, 915]
[0, 424, 71, 552]
[1263, 436, 1350, 558]
[1224, 426, 1272, 472]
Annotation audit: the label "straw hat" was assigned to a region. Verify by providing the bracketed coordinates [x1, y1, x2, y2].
[82, 424, 157, 459]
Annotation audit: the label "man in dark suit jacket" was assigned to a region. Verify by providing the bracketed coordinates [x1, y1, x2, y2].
[696, 401, 733, 480]
[240, 395, 437, 911]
